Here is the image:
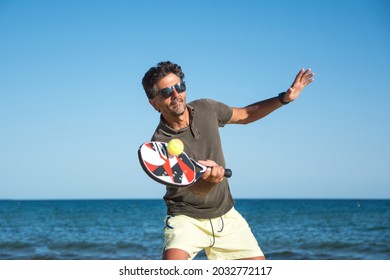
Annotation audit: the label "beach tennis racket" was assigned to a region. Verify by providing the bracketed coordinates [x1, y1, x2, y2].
[138, 141, 232, 187]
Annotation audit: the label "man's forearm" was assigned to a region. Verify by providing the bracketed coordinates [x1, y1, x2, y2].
[233, 96, 285, 124]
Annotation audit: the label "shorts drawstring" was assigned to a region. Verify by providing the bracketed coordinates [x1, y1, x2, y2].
[209, 216, 224, 247]
[165, 216, 174, 229]
[218, 216, 224, 233]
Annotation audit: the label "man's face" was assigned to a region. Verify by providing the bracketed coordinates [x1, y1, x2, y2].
[149, 73, 187, 118]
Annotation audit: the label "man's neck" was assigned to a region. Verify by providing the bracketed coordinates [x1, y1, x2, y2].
[162, 108, 190, 131]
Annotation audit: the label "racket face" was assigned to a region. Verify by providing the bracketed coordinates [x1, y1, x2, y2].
[138, 141, 197, 187]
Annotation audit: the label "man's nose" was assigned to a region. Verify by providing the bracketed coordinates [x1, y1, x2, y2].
[171, 88, 181, 97]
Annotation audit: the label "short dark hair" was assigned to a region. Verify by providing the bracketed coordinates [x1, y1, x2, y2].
[142, 61, 185, 99]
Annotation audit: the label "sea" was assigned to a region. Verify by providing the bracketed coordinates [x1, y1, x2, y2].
[0, 199, 389, 260]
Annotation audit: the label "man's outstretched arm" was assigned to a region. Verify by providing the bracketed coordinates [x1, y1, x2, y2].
[229, 68, 314, 125]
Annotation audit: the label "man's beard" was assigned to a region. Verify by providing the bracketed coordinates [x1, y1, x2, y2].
[169, 98, 186, 117]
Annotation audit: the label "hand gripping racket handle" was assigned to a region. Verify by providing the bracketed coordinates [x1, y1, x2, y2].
[193, 160, 232, 179]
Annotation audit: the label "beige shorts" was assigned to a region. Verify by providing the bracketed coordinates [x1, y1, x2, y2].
[163, 207, 264, 260]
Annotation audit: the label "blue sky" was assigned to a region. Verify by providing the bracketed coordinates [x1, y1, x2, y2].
[1, 0, 389, 200]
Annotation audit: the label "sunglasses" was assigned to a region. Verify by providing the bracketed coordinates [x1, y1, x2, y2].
[158, 82, 186, 99]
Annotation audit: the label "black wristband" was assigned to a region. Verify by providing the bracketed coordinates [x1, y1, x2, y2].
[278, 92, 290, 105]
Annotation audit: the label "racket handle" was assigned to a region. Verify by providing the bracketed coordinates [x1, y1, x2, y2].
[224, 169, 232, 178]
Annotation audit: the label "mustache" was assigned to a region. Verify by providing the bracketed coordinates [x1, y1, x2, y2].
[170, 97, 184, 106]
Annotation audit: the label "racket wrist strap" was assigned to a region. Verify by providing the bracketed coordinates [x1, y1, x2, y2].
[278, 92, 290, 105]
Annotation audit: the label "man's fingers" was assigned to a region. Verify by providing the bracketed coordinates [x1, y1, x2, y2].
[293, 68, 315, 87]
[198, 160, 225, 182]
[302, 68, 314, 81]
[294, 68, 305, 82]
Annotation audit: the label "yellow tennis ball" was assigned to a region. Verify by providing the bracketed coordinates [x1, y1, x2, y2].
[167, 139, 184, 156]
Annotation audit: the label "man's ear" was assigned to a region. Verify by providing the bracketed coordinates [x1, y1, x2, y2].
[149, 99, 160, 112]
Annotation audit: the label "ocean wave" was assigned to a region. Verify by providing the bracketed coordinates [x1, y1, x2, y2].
[1, 199, 389, 260]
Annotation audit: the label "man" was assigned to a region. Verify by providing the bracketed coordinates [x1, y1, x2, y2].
[142, 61, 314, 260]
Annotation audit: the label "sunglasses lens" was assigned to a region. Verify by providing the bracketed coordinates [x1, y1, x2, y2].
[159, 82, 186, 99]
[160, 88, 173, 98]
[175, 82, 186, 93]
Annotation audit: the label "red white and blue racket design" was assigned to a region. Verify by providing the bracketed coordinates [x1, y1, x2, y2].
[138, 141, 232, 187]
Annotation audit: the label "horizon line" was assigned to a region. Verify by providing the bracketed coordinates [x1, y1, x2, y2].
[1, 197, 389, 201]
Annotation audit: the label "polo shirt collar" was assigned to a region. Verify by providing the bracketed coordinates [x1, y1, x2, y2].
[157, 104, 200, 139]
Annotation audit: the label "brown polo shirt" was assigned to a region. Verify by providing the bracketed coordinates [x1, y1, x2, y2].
[151, 99, 234, 219]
